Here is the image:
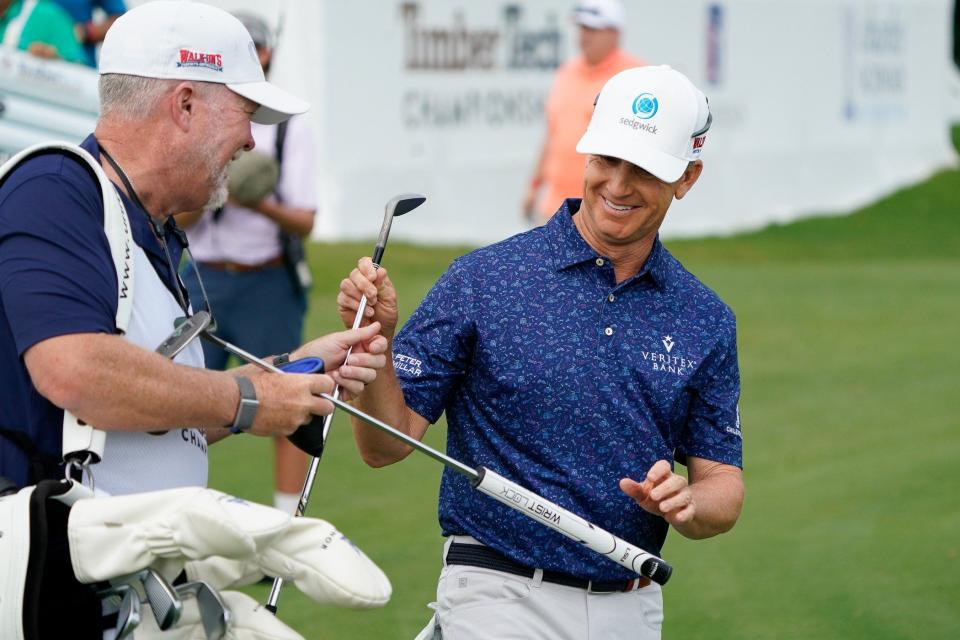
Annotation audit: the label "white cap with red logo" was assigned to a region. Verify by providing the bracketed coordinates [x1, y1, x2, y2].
[576, 65, 712, 183]
[98, 0, 308, 125]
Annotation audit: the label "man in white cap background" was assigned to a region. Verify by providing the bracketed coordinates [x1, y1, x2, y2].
[0, 0, 387, 497]
[177, 11, 319, 516]
[339, 65, 744, 639]
[523, 0, 645, 224]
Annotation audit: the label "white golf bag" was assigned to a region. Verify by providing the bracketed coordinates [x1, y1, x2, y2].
[0, 480, 392, 639]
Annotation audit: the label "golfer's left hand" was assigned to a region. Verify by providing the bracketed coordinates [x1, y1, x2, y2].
[620, 460, 695, 528]
[294, 322, 388, 399]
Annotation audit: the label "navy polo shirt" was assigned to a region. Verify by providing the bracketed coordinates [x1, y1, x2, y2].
[0, 134, 188, 488]
[393, 199, 742, 582]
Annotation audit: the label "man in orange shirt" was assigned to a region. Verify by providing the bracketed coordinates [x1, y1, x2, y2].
[523, 0, 645, 223]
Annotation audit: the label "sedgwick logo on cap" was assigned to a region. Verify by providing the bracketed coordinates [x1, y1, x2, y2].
[617, 90, 659, 135]
[177, 49, 224, 72]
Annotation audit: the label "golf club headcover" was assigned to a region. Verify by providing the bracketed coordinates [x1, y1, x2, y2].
[279, 358, 327, 457]
[186, 517, 392, 609]
[68, 487, 292, 583]
[136, 590, 304, 640]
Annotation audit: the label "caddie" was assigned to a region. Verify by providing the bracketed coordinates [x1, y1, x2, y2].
[0, 0, 388, 494]
[339, 65, 744, 639]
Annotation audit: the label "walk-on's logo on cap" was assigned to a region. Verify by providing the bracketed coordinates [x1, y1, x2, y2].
[631, 92, 659, 119]
[177, 49, 224, 72]
[576, 65, 712, 183]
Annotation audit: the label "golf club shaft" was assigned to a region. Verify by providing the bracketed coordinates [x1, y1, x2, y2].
[320, 393, 672, 585]
[203, 332, 283, 373]
[267, 263, 382, 612]
[321, 392, 477, 478]
[195, 330, 329, 611]
[268, 194, 423, 612]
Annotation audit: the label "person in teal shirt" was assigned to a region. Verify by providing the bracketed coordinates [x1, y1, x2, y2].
[0, 0, 85, 64]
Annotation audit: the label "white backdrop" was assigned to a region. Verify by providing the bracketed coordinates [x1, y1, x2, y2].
[260, 0, 959, 244]
[4, 0, 957, 245]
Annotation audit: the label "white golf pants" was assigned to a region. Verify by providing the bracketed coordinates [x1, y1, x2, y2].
[415, 537, 663, 640]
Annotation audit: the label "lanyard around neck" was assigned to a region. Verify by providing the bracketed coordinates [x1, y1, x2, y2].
[98, 144, 193, 315]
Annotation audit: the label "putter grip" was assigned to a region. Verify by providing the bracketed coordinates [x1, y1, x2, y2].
[472, 467, 673, 585]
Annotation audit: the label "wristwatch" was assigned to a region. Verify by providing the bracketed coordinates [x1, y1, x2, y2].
[230, 376, 259, 434]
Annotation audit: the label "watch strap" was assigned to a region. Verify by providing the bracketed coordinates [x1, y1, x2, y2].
[230, 376, 259, 434]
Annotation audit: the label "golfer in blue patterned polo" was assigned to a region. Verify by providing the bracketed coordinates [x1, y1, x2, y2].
[338, 65, 743, 640]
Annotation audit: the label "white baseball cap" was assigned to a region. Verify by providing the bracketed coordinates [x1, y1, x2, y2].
[98, 0, 308, 125]
[573, 0, 625, 30]
[576, 65, 712, 183]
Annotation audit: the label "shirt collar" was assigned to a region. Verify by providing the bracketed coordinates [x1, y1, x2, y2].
[548, 198, 669, 289]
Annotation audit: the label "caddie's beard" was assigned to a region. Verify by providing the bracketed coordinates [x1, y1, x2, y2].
[201, 149, 240, 211]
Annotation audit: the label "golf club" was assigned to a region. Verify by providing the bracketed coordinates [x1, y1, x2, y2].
[109, 568, 183, 631]
[266, 193, 424, 613]
[114, 587, 141, 640]
[155, 311, 213, 359]
[175, 581, 230, 640]
[96, 583, 141, 639]
[321, 393, 674, 586]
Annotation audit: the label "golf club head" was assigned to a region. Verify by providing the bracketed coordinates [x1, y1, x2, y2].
[111, 568, 182, 631]
[96, 584, 141, 639]
[115, 588, 141, 640]
[373, 193, 426, 264]
[155, 310, 212, 359]
[141, 568, 182, 630]
[287, 415, 325, 458]
[176, 581, 230, 640]
[387, 193, 426, 218]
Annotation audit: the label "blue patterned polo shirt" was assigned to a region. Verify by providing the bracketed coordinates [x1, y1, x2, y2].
[393, 199, 742, 582]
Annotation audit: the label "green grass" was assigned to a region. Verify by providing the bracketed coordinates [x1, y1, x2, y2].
[209, 127, 960, 638]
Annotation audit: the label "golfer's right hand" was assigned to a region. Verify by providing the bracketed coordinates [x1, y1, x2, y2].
[246, 373, 335, 437]
[338, 257, 399, 338]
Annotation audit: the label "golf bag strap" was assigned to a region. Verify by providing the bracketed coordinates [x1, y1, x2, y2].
[21, 480, 102, 640]
[0, 142, 137, 467]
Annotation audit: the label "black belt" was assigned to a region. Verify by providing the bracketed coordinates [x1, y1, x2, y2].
[445, 542, 650, 593]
